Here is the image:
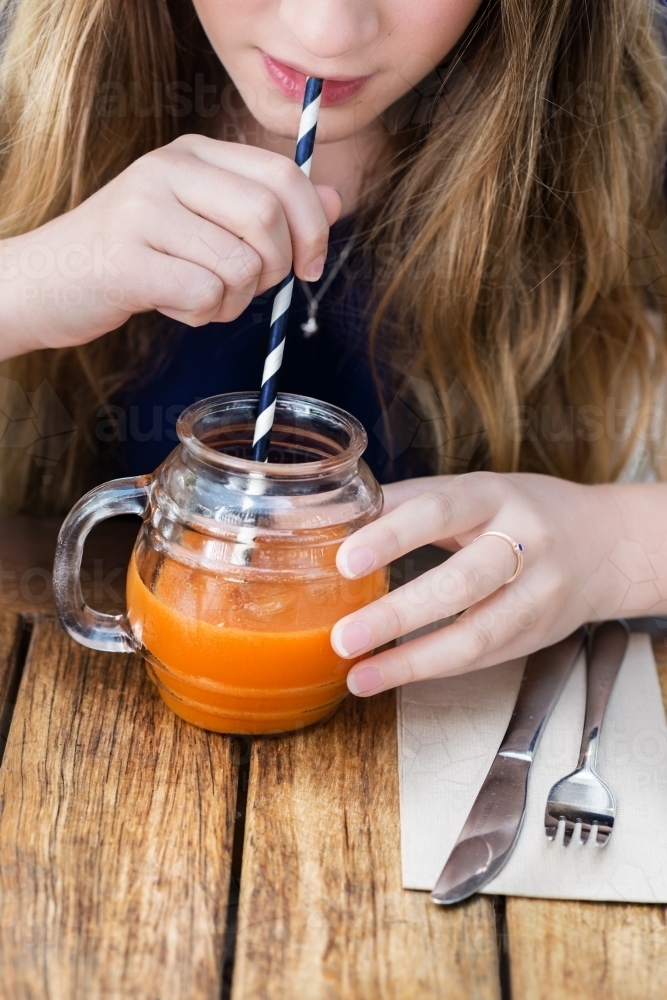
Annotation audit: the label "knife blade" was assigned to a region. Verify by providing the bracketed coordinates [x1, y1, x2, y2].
[431, 626, 587, 905]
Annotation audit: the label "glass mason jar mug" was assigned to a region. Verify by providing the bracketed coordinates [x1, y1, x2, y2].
[54, 393, 388, 735]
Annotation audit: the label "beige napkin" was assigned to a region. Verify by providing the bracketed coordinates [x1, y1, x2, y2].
[398, 633, 667, 902]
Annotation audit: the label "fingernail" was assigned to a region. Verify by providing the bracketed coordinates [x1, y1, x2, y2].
[339, 546, 375, 579]
[347, 664, 383, 696]
[331, 622, 372, 657]
[304, 254, 325, 281]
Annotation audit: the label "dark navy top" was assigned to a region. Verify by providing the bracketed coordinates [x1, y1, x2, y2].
[117, 217, 420, 483]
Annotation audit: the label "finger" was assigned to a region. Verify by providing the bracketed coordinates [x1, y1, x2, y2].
[124, 246, 224, 326]
[143, 202, 262, 321]
[381, 477, 453, 515]
[331, 534, 518, 658]
[163, 158, 293, 292]
[346, 580, 541, 696]
[337, 472, 508, 579]
[170, 137, 332, 282]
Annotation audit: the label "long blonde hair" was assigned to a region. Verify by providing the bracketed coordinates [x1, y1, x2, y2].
[0, 0, 666, 510]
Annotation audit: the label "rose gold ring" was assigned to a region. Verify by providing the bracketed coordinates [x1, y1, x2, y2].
[473, 531, 524, 584]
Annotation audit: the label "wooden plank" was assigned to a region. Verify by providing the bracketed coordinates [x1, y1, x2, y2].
[232, 691, 500, 1000]
[506, 637, 667, 1000]
[0, 610, 24, 759]
[0, 514, 138, 616]
[0, 618, 238, 999]
[654, 635, 667, 714]
[506, 897, 667, 1000]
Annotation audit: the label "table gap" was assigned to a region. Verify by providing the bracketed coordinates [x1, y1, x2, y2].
[0, 616, 33, 768]
[494, 895, 512, 1000]
[221, 735, 252, 1000]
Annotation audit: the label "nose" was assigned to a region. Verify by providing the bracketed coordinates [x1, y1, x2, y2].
[278, 0, 380, 59]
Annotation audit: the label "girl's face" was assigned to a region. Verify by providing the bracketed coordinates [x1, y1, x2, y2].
[191, 0, 484, 142]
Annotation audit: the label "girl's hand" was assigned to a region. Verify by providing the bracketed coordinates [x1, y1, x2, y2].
[331, 471, 636, 695]
[0, 135, 341, 360]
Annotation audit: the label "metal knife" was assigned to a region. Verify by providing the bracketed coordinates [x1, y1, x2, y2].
[431, 626, 587, 905]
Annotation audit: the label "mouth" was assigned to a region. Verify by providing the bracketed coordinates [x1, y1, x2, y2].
[261, 52, 373, 108]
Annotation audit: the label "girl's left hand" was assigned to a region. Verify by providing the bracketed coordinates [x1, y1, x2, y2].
[331, 471, 626, 696]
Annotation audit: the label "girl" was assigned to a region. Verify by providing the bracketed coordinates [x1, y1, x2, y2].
[1, 0, 667, 698]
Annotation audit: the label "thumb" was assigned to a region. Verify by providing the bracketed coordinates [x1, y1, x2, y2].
[314, 184, 343, 226]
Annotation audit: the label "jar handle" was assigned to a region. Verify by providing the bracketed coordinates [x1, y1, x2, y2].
[53, 475, 152, 653]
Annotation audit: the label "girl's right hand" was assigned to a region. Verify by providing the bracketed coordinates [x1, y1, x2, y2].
[0, 135, 342, 361]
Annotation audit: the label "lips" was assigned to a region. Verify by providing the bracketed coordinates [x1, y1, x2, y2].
[261, 52, 372, 108]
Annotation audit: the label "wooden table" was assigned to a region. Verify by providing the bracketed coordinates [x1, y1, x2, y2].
[1, 517, 666, 999]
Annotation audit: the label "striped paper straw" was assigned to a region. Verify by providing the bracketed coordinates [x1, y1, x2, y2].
[251, 76, 323, 463]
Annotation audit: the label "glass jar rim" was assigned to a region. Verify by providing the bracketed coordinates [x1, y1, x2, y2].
[176, 391, 368, 478]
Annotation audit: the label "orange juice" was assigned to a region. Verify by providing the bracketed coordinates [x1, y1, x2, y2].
[127, 552, 388, 734]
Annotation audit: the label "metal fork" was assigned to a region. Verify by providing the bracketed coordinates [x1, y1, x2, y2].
[544, 620, 629, 847]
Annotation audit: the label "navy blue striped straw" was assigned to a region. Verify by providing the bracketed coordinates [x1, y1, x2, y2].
[252, 76, 324, 462]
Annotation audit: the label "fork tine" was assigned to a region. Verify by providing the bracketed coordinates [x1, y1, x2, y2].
[562, 819, 576, 846]
[556, 816, 566, 845]
[595, 824, 612, 847]
[579, 821, 592, 844]
[544, 812, 559, 841]
[586, 820, 600, 847]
